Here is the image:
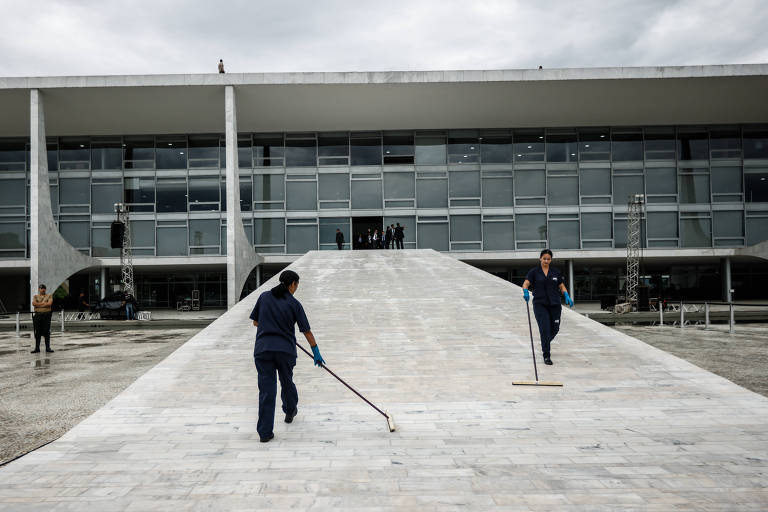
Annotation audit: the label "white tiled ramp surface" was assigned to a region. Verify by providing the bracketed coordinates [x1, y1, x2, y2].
[3, 250, 768, 511]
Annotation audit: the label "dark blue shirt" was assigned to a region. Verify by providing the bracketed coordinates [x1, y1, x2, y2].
[250, 291, 311, 357]
[525, 266, 564, 306]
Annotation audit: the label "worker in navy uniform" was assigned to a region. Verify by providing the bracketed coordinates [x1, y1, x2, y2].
[522, 249, 574, 366]
[250, 270, 325, 443]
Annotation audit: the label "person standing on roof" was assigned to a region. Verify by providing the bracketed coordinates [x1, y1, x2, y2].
[521, 249, 573, 366]
[218, 59, 225, 73]
[250, 270, 325, 443]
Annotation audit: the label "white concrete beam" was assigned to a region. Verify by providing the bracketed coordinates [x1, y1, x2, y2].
[29, 89, 97, 309]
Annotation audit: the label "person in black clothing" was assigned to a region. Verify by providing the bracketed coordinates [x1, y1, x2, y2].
[384, 225, 393, 249]
[250, 270, 325, 443]
[522, 249, 574, 366]
[335, 228, 344, 250]
[394, 223, 405, 249]
[77, 292, 90, 312]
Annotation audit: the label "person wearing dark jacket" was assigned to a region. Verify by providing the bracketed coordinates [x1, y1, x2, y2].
[335, 228, 344, 250]
[394, 223, 405, 249]
[250, 270, 325, 443]
[522, 249, 573, 366]
[384, 226, 393, 249]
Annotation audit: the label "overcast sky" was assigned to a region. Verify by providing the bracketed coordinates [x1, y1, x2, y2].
[1, 0, 767, 77]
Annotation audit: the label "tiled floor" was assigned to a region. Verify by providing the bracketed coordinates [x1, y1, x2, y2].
[2, 250, 767, 511]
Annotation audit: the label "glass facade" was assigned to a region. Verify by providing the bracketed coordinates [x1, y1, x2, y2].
[1, 125, 767, 262]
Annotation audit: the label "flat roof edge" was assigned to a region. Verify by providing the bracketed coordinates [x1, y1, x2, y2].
[2, 64, 768, 90]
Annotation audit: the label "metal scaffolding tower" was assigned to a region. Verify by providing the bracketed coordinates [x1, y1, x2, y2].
[115, 203, 135, 297]
[626, 194, 645, 311]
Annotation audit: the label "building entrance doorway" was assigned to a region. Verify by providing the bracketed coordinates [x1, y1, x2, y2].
[352, 216, 384, 249]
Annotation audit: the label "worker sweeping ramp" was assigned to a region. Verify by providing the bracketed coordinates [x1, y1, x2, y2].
[296, 341, 396, 432]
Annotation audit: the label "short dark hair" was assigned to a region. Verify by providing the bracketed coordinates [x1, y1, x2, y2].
[540, 249, 553, 258]
[271, 270, 300, 298]
[39, 284, 46, 289]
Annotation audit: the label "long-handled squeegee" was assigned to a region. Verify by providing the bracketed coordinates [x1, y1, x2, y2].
[296, 342, 396, 432]
[512, 300, 564, 387]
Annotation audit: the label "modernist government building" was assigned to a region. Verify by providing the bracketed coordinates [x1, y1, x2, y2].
[1, 65, 767, 310]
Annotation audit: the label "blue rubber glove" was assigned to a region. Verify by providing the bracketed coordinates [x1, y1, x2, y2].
[523, 289, 530, 303]
[563, 291, 574, 308]
[311, 345, 325, 367]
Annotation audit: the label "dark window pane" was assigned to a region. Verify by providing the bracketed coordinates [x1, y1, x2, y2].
[90, 140, 123, 170]
[384, 172, 415, 199]
[254, 174, 285, 204]
[189, 219, 220, 247]
[549, 220, 579, 249]
[677, 131, 708, 160]
[711, 166, 742, 195]
[130, 220, 155, 247]
[285, 136, 316, 167]
[646, 168, 677, 196]
[647, 212, 678, 239]
[416, 178, 448, 208]
[286, 224, 317, 253]
[156, 139, 187, 169]
[415, 134, 446, 164]
[319, 173, 350, 201]
[417, 222, 448, 251]
[513, 130, 544, 162]
[91, 228, 119, 257]
[744, 130, 768, 159]
[188, 136, 221, 169]
[710, 129, 741, 159]
[450, 215, 481, 241]
[580, 168, 611, 196]
[188, 176, 219, 210]
[713, 211, 744, 238]
[59, 178, 89, 204]
[351, 179, 382, 209]
[238, 136, 252, 169]
[745, 170, 768, 202]
[612, 132, 643, 161]
[0, 140, 26, 171]
[240, 179, 252, 211]
[545, 133, 577, 162]
[482, 221, 514, 250]
[581, 213, 612, 239]
[58, 138, 90, 166]
[547, 176, 578, 205]
[0, 179, 25, 206]
[613, 175, 644, 205]
[286, 181, 317, 210]
[318, 134, 349, 165]
[480, 134, 512, 164]
[0, 222, 25, 249]
[681, 217, 711, 247]
[383, 133, 414, 165]
[579, 129, 610, 161]
[157, 226, 188, 256]
[351, 136, 382, 166]
[448, 131, 479, 164]
[123, 137, 154, 167]
[254, 218, 285, 245]
[515, 169, 545, 197]
[254, 134, 285, 167]
[46, 143, 58, 172]
[91, 183, 122, 214]
[449, 171, 480, 197]
[125, 177, 155, 205]
[60, 220, 89, 248]
[516, 214, 547, 241]
[481, 175, 513, 207]
[679, 174, 710, 203]
[644, 129, 676, 160]
[156, 179, 187, 212]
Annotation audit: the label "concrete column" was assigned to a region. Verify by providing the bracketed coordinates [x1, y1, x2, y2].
[724, 256, 732, 302]
[100, 267, 107, 299]
[29, 89, 96, 310]
[225, 86, 261, 309]
[567, 260, 574, 298]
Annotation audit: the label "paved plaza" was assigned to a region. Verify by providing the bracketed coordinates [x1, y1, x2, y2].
[1, 250, 768, 511]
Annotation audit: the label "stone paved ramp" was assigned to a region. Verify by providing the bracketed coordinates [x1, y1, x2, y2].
[2, 250, 768, 511]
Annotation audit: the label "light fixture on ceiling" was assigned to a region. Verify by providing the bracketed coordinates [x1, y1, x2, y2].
[538, 136, 543, 139]
[464, 155, 468, 158]
[470, 146, 475, 150]
[79, 144, 84, 148]
[585, 144, 590, 148]
[527, 145, 532, 149]
[168, 143, 172, 146]
[180, 152, 184, 155]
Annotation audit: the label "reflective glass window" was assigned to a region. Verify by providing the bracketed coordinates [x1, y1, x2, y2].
[581, 212, 612, 239]
[240, 178, 252, 212]
[254, 134, 285, 167]
[91, 183, 122, 214]
[481, 172, 513, 207]
[416, 177, 448, 208]
[680, 216, 712, 247]
[611, 132, 643, 161]
[679, 173, 710, 204]
[514, 169, 545, 197]
[744, 129, 768, 159]
[188, 136, 221, 169]
[547, 175, 578, 206]
[644, 128, 676, 160]
[579, 168, 611, 202]
[513, 130, 545, 162]
[285, 134, 316, 167]
[156, 138, 187, 169]
[157, 226, 188, 256]
[255, 218, 285, 245]
[710, 129, 741, 159]
[319, 173, 350, 201]
[286, 180, 317, 210]
[480, 133, 512, 164]
[46, 142, 58, 172]
[91, 228, 119, 257]
[645, 168, 677, 201]
[549, 220, 579, 249]
[90, 140, 122, 170]
[448, 131, 479, 164]
[0, 140, 26, 171]
[450, 215, 481, 241]
[613, 175, 644, 205]
[384, 172, 415, 198]
[713, 211, 744, 238]
[351, 179, 382, 209]
[0, 179, 25, 206]
[156, 178, 187, 212]
[351, 134, 382, 166]
[318, 134, 349, 166]
[383, 133, 414, 165]
[745, 169, 768, 202]
[746, 217, 768, 245]
[286, 224, 318, 253]
[188, 176, 219, 211]
[125, 177, 155, 209]
[59, 178, 89, 204]
[614, 218, 647, 249]
[711, 166, 742, 198]
[58, 138, 90, 169]
[254, 174, 285, 208]
[130, 220, 155, 247]
[319, 217, 350, 249]
[647, 212, 678, 239]
[677, 131, 708, 160]
[123, 137, 154, 166]
[578, 129, 610, 161]
[189, 219, 220, 251]
[414, 134, 446, 165]
[384, 216, 415, 247]
[545, 132, 577, 162]
[417, 222, 448, 251]
[482, 220, 514, 250]
[516, 214, 547, 241]
[60, 219, 89, 248]
[0, 221, 25, 249]
[238, 136, 252, 169]
[449, 171, 480, 197]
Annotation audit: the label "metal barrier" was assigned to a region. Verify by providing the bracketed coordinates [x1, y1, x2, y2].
[661, 301, 768, 333]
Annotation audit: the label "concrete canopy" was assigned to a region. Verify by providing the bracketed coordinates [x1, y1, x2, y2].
[0, 64, 767, 137]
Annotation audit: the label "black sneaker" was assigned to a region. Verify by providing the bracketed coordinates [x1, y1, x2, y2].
[45, 348, 54, 353]
[30, 349, 40, 354]
[544, 357, 553, 365]
[285, 408, 298, 423]
[259, 433, 274, 443]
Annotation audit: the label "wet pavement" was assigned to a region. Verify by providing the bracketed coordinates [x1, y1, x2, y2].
[0, 328, 200, 465]
[615, 323, 768, 398]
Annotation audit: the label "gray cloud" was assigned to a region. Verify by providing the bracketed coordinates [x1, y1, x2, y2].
[0, 0, 766, 76]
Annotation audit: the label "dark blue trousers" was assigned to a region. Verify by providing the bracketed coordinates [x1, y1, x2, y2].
[254, 351, 298, 439]
[532, 303, 562, 359]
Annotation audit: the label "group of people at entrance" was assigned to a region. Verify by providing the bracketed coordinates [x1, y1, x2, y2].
[350, 223, 406, 250]
[249, 248, 573, 443]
